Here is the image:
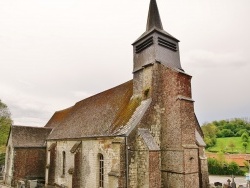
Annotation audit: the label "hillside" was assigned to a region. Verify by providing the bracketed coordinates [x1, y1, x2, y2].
[202, 118, 250, 148]
[207, 137, 250, 153]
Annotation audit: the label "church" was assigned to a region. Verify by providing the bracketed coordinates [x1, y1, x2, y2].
[4, 0, 209, 187]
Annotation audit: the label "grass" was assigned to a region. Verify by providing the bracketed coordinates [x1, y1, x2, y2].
[207, 137, 250, 153]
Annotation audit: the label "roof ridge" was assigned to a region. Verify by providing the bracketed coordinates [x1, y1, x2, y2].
[75, 80, 132, 106]
[12, 125, 51, 129]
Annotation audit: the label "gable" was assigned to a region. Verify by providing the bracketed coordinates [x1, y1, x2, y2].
[11, 125, 52, 147]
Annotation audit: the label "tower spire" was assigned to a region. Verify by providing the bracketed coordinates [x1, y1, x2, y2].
[146, 0, 163, 31]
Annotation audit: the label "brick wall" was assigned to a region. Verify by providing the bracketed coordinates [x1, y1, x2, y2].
[13, 148, 46, 186]
[149, 151, 161, 188]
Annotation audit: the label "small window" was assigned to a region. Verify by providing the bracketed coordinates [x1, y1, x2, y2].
[99, 154, 104, 188]
[62, 151, 66, 176]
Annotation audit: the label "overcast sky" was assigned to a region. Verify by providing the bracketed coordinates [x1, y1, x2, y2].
[0, 0, 250, 127]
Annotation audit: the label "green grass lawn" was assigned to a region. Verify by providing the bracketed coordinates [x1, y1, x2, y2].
[207, 137, 250, 153]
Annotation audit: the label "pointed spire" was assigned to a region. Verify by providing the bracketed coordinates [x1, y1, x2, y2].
[146, 0, 163, 31]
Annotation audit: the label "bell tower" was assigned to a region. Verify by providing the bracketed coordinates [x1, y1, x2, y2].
[131, 0, 209, 187]
[132, 0, 183, 97]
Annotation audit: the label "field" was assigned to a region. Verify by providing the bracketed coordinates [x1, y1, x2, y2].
[208, 137, 250, 153]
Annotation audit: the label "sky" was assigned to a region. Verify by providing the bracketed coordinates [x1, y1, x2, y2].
[0, 0, 250, 127]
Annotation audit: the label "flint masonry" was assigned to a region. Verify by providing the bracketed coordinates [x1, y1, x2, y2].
[4, 0, 209, 187]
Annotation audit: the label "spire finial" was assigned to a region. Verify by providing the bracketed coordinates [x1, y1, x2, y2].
[146, 0, 163, 31]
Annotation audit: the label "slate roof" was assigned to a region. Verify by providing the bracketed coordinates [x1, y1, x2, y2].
[11, 125, 52, 147]
[195, 129, 206, 147]
[45, 107, 72, 128]
[112, 99, 152, 136]
[146, 0, 163, 31]
[138, 128, 160, 151]
[47, 80, 151, 140]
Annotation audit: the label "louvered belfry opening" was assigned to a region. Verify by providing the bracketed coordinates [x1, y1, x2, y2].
[135, 37, 154, 53]
[158, 37, 177, 51]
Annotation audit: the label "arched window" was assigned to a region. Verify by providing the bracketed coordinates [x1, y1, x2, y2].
[99, 154, 104, 188]
[62, 151, 66, 176]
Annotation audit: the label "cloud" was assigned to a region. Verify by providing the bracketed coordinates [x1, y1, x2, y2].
[183, 49, 249, 69]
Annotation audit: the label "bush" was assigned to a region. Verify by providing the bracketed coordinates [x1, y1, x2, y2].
[208, 158, 245, 175]
[241, 132, 249, 142]
[236, 129, 247, 137]
[205, 136, 217, 148]
[220, 129, 235, 137]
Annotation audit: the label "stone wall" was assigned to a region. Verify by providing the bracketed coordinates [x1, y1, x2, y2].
[3, 135, 13, 186]
[128, 132, 161, 188]
[129, 135, 149, 188]
[72, 148, 81, 188]
[46, 138, 123, 188]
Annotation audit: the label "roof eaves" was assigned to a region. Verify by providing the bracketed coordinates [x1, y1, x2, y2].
[138, 128, 160, 151]
[114, 98, 152, 136]
[195, 129, 206, 147]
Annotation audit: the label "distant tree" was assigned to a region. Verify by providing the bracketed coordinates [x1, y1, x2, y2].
[202, 123, 218, 138]
[242, 142, 248, 153]
[220, 129, 234, 137]
[0, 99, 11, 117]
[241, 132, 249, 142]
[207, 118, 250, 138]
[0, 99, 12, 165]
[202, 123, 218, 148]
[236, 129, 248, 137]
[228, 141, 236, 152]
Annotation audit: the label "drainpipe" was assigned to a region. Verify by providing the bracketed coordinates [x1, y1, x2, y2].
[125, 136, 129, 188]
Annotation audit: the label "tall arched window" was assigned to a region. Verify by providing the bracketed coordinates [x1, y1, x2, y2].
[62, 151, 66, 176]
[99, 154, 104, 188]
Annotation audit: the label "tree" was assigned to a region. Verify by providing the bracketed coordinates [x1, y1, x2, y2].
[236, 129, 247, 137]
[0, 99, 12, 165]
[220, 129, 234, 137]
[201, 123, 218, 138]
[204, 118, 250, 138]
[241, 132, 249, 142]
[228, 141, 236, 152]
[0, 99, 11, 117]
[243, 142, 248, 153]
[202, 123, 218, 148]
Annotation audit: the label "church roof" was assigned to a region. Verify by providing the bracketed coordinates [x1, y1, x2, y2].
[11, 125, 52, 148]
[138, 128, 160, 151]
[45, 107, 72, 128]
[195, 129, 206, 147]
[47, 80, 151, 140]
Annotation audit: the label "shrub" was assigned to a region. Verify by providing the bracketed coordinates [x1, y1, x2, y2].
[241, 132, 249, 142]
[220, 129, 234, 137]
[208, 158, 245, 175]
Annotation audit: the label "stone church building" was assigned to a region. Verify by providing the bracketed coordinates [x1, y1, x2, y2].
[4, 0, 209, 187]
